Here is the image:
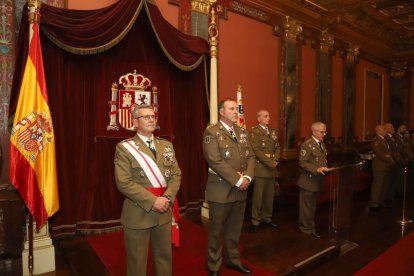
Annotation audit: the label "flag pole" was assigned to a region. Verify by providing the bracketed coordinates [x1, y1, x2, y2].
[28, 215, 34, 275]
[27, 1, 41, 275]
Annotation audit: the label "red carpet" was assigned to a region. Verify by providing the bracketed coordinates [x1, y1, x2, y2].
[87, 219, 272, 275]
[355, 230, 414, 276]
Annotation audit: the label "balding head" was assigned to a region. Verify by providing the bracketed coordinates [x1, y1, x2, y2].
[375, 125, 386, 137]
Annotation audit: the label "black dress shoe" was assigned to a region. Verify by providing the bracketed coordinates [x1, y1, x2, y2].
[227, 264, 252, 274]
[263, 221, 278, 228]
[312, 232, 321, 238]
[252, 225, 259, 233]
[209, 271, 219, 276]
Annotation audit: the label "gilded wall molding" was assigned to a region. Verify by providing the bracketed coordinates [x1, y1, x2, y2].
[231, 0, 269, 22]
[283, 16, 302, 41]
[345, 44, 359, 62]
[319, 29, 334, 53]
[390, 61, 407, 78]
[191, 0, 216, 15]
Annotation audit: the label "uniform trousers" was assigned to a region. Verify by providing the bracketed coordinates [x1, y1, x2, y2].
[370, 170, 390, 207]
[251, 177, 275, 226]
[298, 187, 320, 234]
[124, 222, 171, 276]
[207, 200, 246, 271]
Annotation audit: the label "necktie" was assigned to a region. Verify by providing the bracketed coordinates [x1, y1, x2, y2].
[265, 127, 270, 137]
[229, 127, 237, 141]
[318, 141, 324, 152]
[146, 139, 157, 158]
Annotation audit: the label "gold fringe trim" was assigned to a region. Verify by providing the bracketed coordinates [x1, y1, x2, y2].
[144, 1, 206, 71]
[42, 0, 144, 55]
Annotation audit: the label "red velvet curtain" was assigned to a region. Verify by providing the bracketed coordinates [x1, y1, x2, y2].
[10, 0, 209, 236]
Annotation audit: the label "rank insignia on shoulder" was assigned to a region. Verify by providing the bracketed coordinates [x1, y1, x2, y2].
[301, 149, 307, 156]
[205, 135, 211, 144]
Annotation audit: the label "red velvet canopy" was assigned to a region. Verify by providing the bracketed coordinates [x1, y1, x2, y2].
[10, 0, 209, 236]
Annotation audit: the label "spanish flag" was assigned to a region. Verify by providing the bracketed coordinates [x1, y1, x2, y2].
[10, 23, 59, 229]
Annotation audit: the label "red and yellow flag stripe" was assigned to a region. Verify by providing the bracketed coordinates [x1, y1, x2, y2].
[10, 23, 59, 228]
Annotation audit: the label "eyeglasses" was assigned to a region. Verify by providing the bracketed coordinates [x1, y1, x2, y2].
[137, 115, 156, 120]
[318, 131, 327, 135]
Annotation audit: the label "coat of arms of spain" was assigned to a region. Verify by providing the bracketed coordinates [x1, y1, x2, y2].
[107, 70, 158, 131]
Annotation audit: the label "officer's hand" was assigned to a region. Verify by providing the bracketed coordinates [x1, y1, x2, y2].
[152, 197, 170, 213]
[317, 166, 330, 175]
[271, 161, 279, 168]
[238, 178, 250, 191]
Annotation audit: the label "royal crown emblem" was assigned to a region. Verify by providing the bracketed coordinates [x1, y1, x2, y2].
[107, 70, 159, 131]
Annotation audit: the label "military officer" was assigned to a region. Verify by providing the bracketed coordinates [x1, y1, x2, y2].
[370, 125, 394, 211]
[203, 98, 255, 275]
[383, 123, 403, 201]
[297, 121, 330, 238]
[114, 104, 181, 276]
[249, 110, 280, 233]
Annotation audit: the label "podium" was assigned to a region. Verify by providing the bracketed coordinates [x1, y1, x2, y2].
[327, 161, 363, 254]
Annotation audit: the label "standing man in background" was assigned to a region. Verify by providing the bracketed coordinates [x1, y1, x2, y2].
[249, 110, 280, 233]
[114, 105, 181, 276]
[370, 125, 394, 211]
[297, 122, 330, 238]
[383, 123, 403, 202]
[203, 98, 255, 275]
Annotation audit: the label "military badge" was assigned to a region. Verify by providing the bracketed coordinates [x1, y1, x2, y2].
[301, 149, 307, 156]
[163, 146, 174, 161]
[224, 150, 230, 159]
[239, 132, 247, 144]
[262, 141, 266, 148]
[246, 149, 250, 156]
[140, 170, 145, 177]
[164, 169, 171, 178]
[271, 131, 278, 140]
[205, 135, 211, 144]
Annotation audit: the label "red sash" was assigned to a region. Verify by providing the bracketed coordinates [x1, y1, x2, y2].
[146, 187, 181, 247]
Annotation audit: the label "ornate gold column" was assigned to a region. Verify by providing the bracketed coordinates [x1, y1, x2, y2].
[279, 16, 302, 157]
[316, 30, 334, 136]
[390, 61, 409, 126]
[342, 44, 359, 144]
[208, 7, 218, 125]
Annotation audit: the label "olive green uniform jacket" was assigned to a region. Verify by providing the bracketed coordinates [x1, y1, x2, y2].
[114, 135, 181, 229]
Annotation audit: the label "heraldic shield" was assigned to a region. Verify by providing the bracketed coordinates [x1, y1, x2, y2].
[107, 70, 159, 131]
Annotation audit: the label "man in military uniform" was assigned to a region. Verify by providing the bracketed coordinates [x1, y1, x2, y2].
[370, 125, 394, 211]
[249, 110, 280, 233]
[203, 98, 255, 275]
[114, 105, 181, 276]
[383, 123, 403, 202]
[297, 122, 330, 238]
[395, 124, 413, 163]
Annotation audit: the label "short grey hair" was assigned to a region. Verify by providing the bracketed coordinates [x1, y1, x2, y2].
[311, 121, 326, 131]
[256, 110, 268, 118]
[131, 104, 153, 119]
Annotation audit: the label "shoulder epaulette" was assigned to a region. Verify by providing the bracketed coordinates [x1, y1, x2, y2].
[207, 123, 217, 129]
